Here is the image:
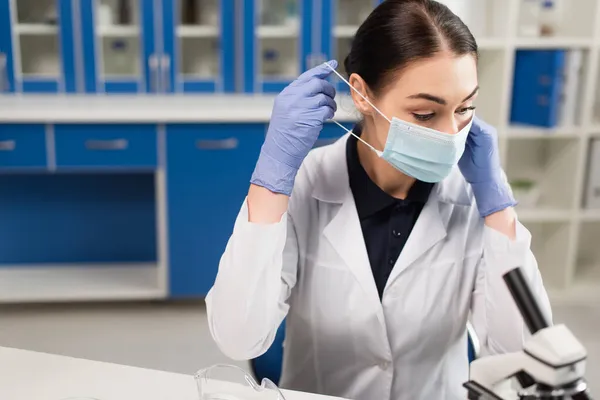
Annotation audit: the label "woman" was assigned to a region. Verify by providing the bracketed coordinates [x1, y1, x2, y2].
[206, 0, 552, 399]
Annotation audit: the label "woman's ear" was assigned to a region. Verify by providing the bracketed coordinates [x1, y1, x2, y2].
[348, 73, 374, 117]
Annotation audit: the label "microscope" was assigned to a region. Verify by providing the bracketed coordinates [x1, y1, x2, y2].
[463, 267, 594, 400]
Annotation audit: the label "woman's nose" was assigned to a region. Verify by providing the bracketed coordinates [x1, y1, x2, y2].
[436, 119, 460, 135]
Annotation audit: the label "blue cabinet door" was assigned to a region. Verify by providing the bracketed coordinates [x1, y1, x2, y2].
[320, 0, 380, 93]
[162, 0, 235, 93]
[166, 123, 264, 297]
[0, 124, 48, 170]
[0, 1, 76, 93]
[242, 0, 314, 93]
[79, 0, 157, 93]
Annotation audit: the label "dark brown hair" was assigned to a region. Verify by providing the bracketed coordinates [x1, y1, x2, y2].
[344, 0, 478, 95]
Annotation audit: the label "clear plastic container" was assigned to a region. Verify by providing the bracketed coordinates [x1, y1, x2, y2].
[519, 0, 541, 37]
[106, 39, 132, 76]
[263, 48, 282, 76]
[539, 0, 561, 36]
[195, 364, 286, 400]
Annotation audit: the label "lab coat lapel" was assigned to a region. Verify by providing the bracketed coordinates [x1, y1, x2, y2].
[322, 193, 382, 310]
[312, 134, 383, 316]
[386, 191, 448, 284]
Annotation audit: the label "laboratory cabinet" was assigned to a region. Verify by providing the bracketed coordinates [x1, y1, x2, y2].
[0, 119, 347, 302]
[0, 0, 77, 93]
[241, 0, 382, 93]
[0, 0, 385, 94]
[319, 0, 382, 93]
[78, 0, 159, 93]
[0, 124, 48, 169]
[166, 123, 264, 297]
[166, 121, 350, 297]
[241, 0, 312, 93]
[79, 0, 236, 94]
[0, 0, 236, 94]
[54, 123, 158, 169]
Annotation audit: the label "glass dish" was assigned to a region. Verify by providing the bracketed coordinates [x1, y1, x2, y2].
[195, 364, 286, 400]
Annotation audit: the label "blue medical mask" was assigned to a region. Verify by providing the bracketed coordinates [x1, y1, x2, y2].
[325, 63, 474, 183]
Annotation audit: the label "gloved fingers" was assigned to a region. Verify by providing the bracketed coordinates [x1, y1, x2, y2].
[316, 104, 336, 122]
[301, 77, 337, 98]
[293, 60, 338, 85]
[471, 115, 495, 136]
[309, 93, 337, 113]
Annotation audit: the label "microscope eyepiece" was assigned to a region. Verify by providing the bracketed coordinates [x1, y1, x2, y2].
[502, 267, 551, 334]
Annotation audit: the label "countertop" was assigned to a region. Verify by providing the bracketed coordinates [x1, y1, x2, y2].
[0, 346, 348, 400]
[0, 95, 359, 123]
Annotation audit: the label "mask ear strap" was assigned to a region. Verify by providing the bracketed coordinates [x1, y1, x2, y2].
[324, 62, 392, 124]
[329, 120, 383, 157]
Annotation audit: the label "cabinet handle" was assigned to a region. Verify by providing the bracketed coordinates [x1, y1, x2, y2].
[196, 138, 239, 150]
[85, 139, 129, 150]
[0, 52, 6, 92]
[0, 140, 16, 151]
[161, 54, 171, 93]
[149, 53, 159, 93]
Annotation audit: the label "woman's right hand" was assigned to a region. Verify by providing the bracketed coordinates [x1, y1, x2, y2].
[250, 61, 338, 196]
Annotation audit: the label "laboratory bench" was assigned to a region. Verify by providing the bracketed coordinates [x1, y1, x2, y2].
[0, 346, 348, 400]
[0, 95, 356, 303]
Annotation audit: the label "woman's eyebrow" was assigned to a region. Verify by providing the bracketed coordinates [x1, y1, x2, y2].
[406, 93, 446, 105]
[406, 86, 480, 105]
[462, 86, 480, 102]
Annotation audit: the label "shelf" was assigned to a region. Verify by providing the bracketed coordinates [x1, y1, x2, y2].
[589, 127, 600, 137]
[97, 25, 140, 37]
[506, 137, 580, 210]
[517, 209, 573, 222]
[0, 263, 164, 303]
[21, 72, 61, 78]
[580, 210, 600, 221]
[476, 38, 507, 50]
[548, 281, 600, 304]
[177, 25, 219, 38]
[257, 25, 298, 38]
[506, 125, 582, 139]
[15, 24, 58, 35]
[514, 37, 593, 49]
[334, 25, 358, 38]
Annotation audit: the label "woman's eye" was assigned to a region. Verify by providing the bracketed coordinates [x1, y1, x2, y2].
[412, 113, 435, 122]
[456, 106, 476, 116]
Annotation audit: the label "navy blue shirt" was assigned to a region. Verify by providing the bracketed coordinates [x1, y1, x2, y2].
[346, 127, 434, 300]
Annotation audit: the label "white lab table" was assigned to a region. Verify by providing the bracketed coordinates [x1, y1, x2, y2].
[0, 347, 346, 400]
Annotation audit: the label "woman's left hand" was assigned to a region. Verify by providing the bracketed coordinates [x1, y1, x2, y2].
[458, 116, 517, 217]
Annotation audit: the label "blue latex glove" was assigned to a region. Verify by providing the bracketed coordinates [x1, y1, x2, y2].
[250, 61, 338, 196]
[458, 116, 517, 217]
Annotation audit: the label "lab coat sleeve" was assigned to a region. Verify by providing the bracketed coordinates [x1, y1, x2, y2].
[470, 220, 553, 356]
[205, 197, 299, 361]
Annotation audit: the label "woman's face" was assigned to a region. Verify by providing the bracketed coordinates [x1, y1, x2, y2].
[350, 53, 479, 149]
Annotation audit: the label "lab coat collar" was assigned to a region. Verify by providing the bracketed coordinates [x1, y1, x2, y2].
[310, 133, 472, 208]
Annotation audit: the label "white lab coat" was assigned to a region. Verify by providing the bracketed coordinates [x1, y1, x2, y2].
[205, 134, 552, 400]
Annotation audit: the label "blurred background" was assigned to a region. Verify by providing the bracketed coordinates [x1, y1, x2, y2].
[0, 0, 599, 393]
